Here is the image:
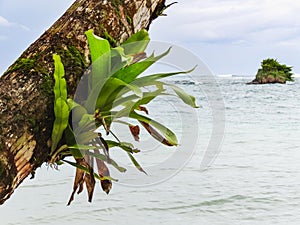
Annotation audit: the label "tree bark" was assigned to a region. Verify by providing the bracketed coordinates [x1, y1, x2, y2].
[0, 0, 166, 205]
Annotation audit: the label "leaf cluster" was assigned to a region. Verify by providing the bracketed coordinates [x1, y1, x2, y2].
[50, 29, 198, 204]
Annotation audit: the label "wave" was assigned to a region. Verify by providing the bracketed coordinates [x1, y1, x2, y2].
[217, 74, 253, 78]
[217, 74, 233, 78]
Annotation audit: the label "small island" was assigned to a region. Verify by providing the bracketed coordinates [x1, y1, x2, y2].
[247, 58, 294, 84]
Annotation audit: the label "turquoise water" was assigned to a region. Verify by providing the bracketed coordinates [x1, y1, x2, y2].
[1, 77, 300, 224]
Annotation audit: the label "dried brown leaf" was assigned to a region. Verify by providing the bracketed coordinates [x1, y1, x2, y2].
[84, 167, 96, 202]
[94, 149, 112, 194]
[67, 159, 85, 206]
[141, 122, 173, 146]
[129, 125, 140, 141]
[101, 180, 112, 194]
[96, 133, 110, 162]
[138, 106, 149, 114]
[67, 158, 97, 205]
[77, 177, 84, 194]
[131, 52, 147, 64]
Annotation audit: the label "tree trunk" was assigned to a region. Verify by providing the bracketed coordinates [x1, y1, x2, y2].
[0, 0, 166, 205]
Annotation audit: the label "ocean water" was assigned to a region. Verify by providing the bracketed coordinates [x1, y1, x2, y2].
[1, 77, 300, 225]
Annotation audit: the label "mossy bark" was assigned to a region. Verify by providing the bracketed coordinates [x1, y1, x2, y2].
[0, 0, 166, 205]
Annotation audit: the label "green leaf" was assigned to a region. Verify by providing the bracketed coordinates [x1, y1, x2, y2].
[131, 88, 165, 109]
[106, 140, 140, 153]
[78, 114, 95, 129]
[53, 54, 67, 101]
[51, 54, 70, 153]
[112, 47, 171, 84]
[111, 46, 133, 72]
[85, 29, 111, 90]
[112, 85, 165, 109]
[56, 161, 64, 166]
[130, 67, 199, 108]
[65, 125, 76, 147]
[127, 153, 147, 174]
[51, 97, 70, 152]
[76, 131, 98, 145]
[68, 144, 98, 150]
[121, 29, 150, 55]
[87, 49, 175, 112]
[67, 99, 90, 125]
[62, 159, 118, 182]
[167, 84, 199, 108]
[93, 77, 142, 111]
[132, 67, 196, 87]
[70, 148, 84, 159]
[67, 98, 81, 111]
[109, 68, 196, 110]
[86, 151, 127, 173]
[129, 111, 178, 146]
[108, 89, 166, 120]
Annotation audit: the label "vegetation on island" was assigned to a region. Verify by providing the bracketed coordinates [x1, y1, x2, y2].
[248, 58, 294, 84]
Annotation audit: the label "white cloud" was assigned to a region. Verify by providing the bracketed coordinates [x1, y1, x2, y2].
[0, 0, 299, 75]
[0, 16, 11, 26]
[155, 0, 300, 46]
[149, 0, 300, 74]
[0, 15, 30, 31]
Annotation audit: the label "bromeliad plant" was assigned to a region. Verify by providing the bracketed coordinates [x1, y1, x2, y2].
[49, 29, 198, 205]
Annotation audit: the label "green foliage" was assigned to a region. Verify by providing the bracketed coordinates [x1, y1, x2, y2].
[103, 31, 117, 47]
[40, 74, 53, 97]
[65, 45, 88, 68]
[50, 29, 198, 204]
[110, 0, 122, 15]
[51, 54, 70, 153]
[4, 55, 49, 76]
[4, 58, 36, 75]
[121, 29, 150, 55]
[85, 29, 111, 91]
[126, 15, 132, 25]
[255, 58, 294, 83]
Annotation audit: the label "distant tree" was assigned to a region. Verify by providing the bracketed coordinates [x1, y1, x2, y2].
[249, 58, 294, 84]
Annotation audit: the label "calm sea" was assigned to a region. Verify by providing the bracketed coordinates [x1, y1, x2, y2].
[1, 77, 300, 225]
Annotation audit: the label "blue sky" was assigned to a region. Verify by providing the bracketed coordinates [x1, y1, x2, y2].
[1, 0, 300, 75]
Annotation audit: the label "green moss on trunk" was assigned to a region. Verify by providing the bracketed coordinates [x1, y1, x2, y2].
[111, 0, 122, 15]
[4, 58, 36, 75]
[40, 74, 54, 97]
[4, 55, 49, 76]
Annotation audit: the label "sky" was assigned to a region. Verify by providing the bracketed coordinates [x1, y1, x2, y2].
[0, 0, 300, 76]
